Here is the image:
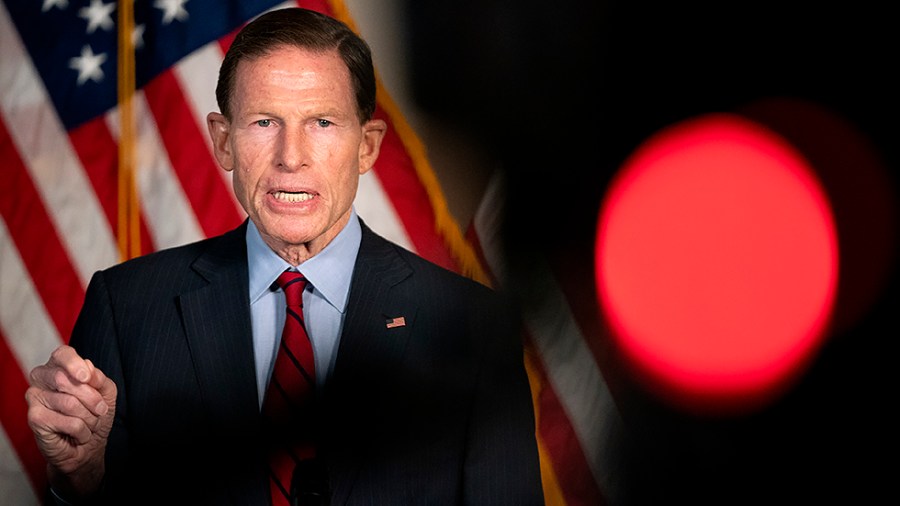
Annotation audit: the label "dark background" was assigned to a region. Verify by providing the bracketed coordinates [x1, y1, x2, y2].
[405, 1, 898, 503]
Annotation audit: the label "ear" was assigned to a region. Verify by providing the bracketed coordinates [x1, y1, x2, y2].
[358, 118, 387, 175]
[207, 112, 235, 172]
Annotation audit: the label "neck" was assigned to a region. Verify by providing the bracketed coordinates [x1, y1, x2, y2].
[265, 213, 352, 266]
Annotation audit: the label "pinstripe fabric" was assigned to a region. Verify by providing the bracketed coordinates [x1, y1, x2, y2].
[62, 219, 541, 504]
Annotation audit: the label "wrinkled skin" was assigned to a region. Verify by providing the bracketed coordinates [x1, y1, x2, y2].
[207, 45, 386, 266]
[25, 345, 116, 497]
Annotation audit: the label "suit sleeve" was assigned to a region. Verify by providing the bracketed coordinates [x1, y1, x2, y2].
[66, 270, 131, 504]
[463, 292, 545, 505]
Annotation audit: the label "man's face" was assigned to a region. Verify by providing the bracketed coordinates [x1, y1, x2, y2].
[207, 45, 385, 262]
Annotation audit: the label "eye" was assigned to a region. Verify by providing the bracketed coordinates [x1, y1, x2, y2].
[255, 119, 272, 127]
[316, 119, 332, 128]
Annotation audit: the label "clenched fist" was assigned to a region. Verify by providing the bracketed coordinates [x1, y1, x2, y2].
[26, 345, 117, 500]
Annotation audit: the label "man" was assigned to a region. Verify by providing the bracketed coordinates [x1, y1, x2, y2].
[25, 7, 543, 506]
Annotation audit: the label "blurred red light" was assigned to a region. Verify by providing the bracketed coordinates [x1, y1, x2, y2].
[595, 113, 838, 415]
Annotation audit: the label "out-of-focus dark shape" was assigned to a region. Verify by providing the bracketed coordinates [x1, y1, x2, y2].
[404, 0, 898, 504]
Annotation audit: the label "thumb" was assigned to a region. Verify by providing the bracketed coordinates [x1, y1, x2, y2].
[84, 360, 117, 414]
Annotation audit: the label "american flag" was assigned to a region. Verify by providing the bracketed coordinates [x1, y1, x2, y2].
[0, 0, 621, 504]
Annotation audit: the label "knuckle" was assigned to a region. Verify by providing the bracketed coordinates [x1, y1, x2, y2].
[28, 366, 43, 385]
[50, 346, 65, 361]
[50, 369, 71, 391]
[58, 392, 80, 413]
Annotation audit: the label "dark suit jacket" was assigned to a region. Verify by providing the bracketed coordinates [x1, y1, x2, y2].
[65, 219, 543, 505]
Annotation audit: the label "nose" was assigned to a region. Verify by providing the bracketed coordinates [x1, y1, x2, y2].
[277, 124, 310, 171]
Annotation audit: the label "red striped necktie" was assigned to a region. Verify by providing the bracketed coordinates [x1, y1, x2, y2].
[262, 270, 319, 506]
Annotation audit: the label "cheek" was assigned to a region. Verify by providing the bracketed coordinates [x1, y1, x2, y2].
[336, 166, 361, 202]
[230, 158, 262, 207]
[233, 138, 271, 184]
[230, 171, 252, 210]
[316, 144, 357, 185]
[238, 139, 271, 168]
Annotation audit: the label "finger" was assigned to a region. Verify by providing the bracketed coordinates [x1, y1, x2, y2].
[50, 345, 93, 384]
[30, 348, 110, 417]
[26, 389, 94, 447]
[82, 359, 104, 390]
[32, 368, 109, 418]
[26, 387, 101, 432]
[29, 346, 89, 390]
[83, 359, 117, 408]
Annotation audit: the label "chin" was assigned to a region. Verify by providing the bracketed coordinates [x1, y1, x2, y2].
[278, 228, 319, 245]
[257, 220, 315, 243]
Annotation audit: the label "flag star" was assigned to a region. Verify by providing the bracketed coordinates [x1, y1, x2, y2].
[133, 24, 146, 49]
[41, 0, 68, 12]
[78, 0, 116, 34]
[154, 0, 189, 25]
[69, 45, 107, 85]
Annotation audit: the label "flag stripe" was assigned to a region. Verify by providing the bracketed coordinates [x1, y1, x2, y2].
[173, 42, 245, 217]
[173, 44, 224, 161]
[69, 119, 127, 235]
[0, 118, 84, 340]
[355, 171, 415, 252]
[471, 173, 620, 505]
[0, 215, 63, 501]
[370, 109, 457, 272]
[0, 3, 119, 283]
[0, 419, 39, 506]
[527, 338, 606, 506]
[68, 118, 160, 258]
[0, 329, 46, 496]
[0, 217, 65, 371]
[525, 268, 621, 494]
[105, 94, 206, 250]
[143, 69, 244, 237]
[324, 0, 478, 278]
[523, 347, 578, 506]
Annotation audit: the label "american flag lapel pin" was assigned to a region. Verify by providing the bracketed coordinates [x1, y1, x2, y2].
[385, 316, 406, 329]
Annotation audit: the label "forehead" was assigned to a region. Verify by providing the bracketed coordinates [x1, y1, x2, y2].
[232, 44, 352, 96]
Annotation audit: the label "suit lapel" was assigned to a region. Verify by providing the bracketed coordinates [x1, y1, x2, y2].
[327, 222, 418, 505]
[177, 221, 269, 502]
[332, 223, 417, 378]
[175, 220, 420, 503]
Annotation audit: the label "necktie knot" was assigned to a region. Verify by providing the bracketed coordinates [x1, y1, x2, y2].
[277, 271, 307, 308]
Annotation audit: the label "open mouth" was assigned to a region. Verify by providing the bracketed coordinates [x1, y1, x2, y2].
[272, 191, 314, 203]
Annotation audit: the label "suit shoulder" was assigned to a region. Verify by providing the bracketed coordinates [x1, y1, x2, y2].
[103, 236, 209, 276]
[390, 241, 493, 292]
[358, 223, 493, 293]
[384, 246, 518, 324]
[97, 224, 246, 285]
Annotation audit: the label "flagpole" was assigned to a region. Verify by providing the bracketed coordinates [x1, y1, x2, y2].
[118, 0, 139, 261]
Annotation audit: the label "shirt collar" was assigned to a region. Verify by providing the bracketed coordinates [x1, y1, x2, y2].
[246, 209, 362, 313]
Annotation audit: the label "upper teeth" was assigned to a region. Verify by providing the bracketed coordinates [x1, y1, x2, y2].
[274, 191, 312, 203]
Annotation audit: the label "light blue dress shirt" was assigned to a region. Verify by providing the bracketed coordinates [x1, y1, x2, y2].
[246, 209, 361, 408]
